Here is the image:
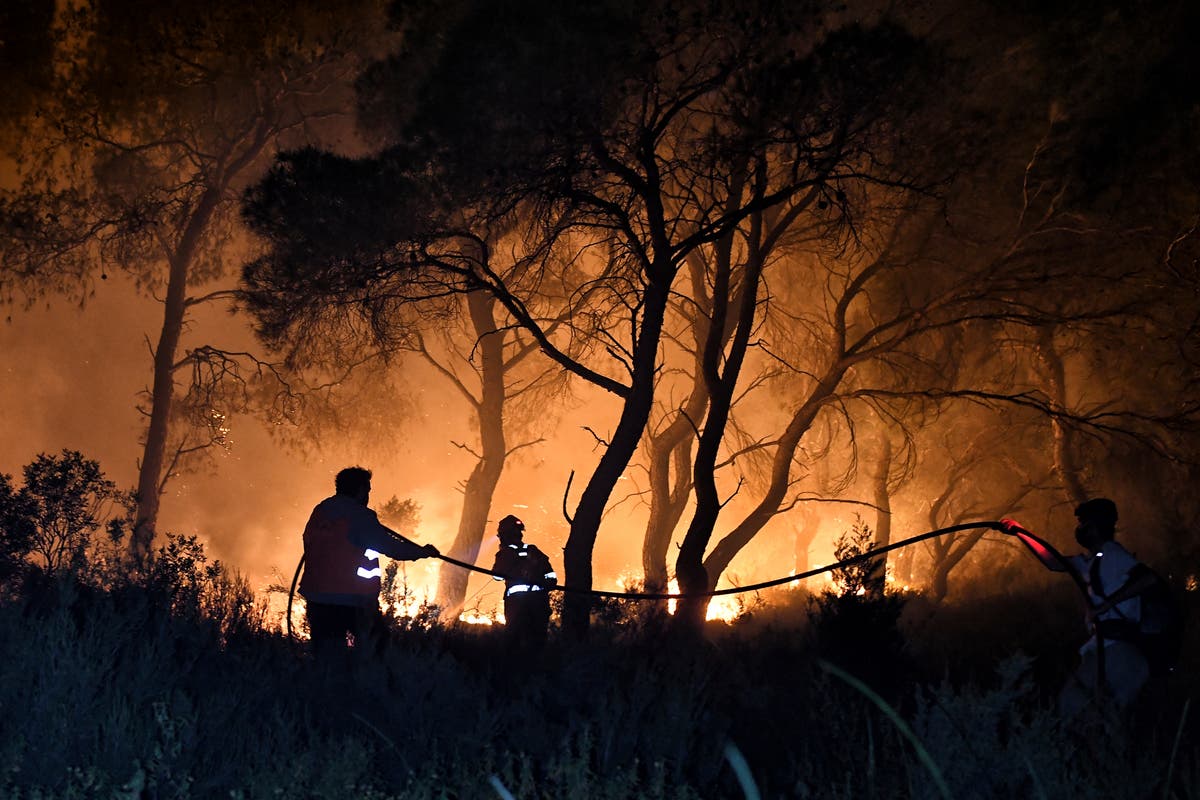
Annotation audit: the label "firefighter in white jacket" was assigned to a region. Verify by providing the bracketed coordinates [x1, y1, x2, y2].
[1059, 497, 1157, 716]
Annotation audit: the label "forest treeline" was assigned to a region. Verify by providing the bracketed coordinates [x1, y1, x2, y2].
[2, 1, 1199, 632]
[5, 0, 1200, 795]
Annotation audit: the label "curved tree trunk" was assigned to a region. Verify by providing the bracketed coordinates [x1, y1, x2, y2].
[434, 291, 508, 618]
[676, 201, 762, 629]
[929, 529, 986, 601]
[641, 428, 696, 589]
[701, 367, 848, 598]
[129, 117, 276, 564]
[642, 250, 718, 590]
[130, 188, 222, 564]
[561, 278, 672, 637]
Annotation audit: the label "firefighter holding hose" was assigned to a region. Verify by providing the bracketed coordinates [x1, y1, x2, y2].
[299, 466, 439, 655]
[491, 514, 557, 652]
[1058, 498, 1161, 715]
[1005, 498, 1170, 716]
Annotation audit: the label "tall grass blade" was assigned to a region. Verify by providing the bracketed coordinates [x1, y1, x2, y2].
[1022, 753, 1047, 800]
[819, 659, 953, 800]
[489, 774, 518, 800]
[723, 741, 762, 800]
[1163, 698, 1192, 800]
[351, 712, 398, 752]
[866, 707, 876, 797]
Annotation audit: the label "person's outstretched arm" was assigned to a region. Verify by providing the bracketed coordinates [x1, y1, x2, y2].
[349, 507, 438, 561]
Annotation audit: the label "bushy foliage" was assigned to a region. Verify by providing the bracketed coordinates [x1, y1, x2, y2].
[376, 495, 420, 539]
[144, 532, 268, 642]
[0, 472, 36, 583]
[0, 450, 132, 578]
[0, 510, 1196, 798]
[827, 516, 885, 598]
[809, 519, 911, 698]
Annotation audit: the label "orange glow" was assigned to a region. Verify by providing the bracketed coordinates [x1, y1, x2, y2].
[701, 592, 744, 623]
[605, 573, 747, 623]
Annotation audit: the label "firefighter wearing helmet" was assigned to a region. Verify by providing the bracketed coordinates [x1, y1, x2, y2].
[491, 514, 557, 651]
[299, 466, 439, 654]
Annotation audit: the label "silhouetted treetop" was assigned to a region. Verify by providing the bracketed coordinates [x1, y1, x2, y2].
[0, 1, 54, 126]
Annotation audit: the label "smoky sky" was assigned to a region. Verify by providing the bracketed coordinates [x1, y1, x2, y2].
[4, 0, 1192, 624]
[0, 268, 1107, 619]
[2, 274, 828, 617]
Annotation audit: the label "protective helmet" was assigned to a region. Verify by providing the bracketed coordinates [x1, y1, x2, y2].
[1074, 497, 1118, 527]
[498, 514, 525, 542]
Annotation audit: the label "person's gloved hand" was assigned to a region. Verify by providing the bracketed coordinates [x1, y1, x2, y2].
[422, 543, 440, 558]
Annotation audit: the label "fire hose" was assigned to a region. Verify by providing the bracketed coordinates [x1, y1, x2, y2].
[286, 519, 1085, 638]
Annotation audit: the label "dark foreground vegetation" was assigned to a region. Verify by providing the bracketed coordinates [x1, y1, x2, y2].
[2, 542, 1197, 800]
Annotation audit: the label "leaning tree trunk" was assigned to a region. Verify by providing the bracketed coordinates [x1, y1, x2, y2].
[561, 279, 671, 638]
[641, 431, 695, 590]
[130, 188, 221, 564]
[642, 251, 715, 591]
[675, 207, 761, 630]
[434, 455, 505, 617]
[701, 366, 849, 606]
[434, 292, 508, 618]
[929, 529, 987, 602]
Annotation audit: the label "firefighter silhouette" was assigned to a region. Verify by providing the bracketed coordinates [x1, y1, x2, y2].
[300, 467, 439, 654]
[491, 514, 557, 650]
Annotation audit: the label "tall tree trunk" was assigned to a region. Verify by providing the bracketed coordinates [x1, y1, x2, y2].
[1035, 326, 1089, 508]
[793, 504, 820, 575]
[695, 184, 859, 606]
[434, 292, 507, 617]
[676, 206, 762, 629]
[701, 367, 848, 598]
[641, 243, 721, 590]
[641, 429, 695, 589]
[130, 188, 221, 563]
[866, 433, 892, 596]
[561, 278, 672, 637]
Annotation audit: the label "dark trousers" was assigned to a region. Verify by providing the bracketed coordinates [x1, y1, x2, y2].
[504, 593, 551, 652]
[306, 602, 380, 656]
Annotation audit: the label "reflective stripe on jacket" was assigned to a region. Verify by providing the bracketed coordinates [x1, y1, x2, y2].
[492, 543, 557, 597]
[299, 495, 428, 607]
[505, 583, 544, 597]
